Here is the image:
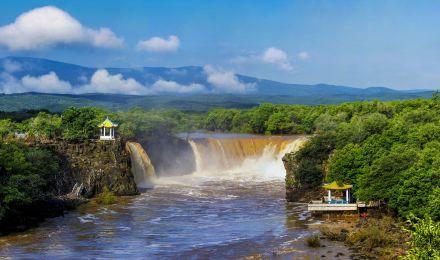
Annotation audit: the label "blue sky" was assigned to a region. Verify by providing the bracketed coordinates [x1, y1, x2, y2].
[0, 0, 439, 90]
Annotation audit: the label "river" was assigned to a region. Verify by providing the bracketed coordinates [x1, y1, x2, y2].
[0, 134, 350, 259]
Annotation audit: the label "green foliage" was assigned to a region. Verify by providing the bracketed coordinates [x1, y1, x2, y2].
[404, 217, 440, 259]
[393, 142, 440, 220]
[26, 112, 62, 139]
[0, 141, 59, 221]
[289, 133, 336, 188]
[204, 108, 239, 132]
[0, 119, 16, 138]
[117, 108, 200, 140]
[61, 107, 107, 140]
[356, 144, 419, 203]
[327, 143, 364, 186]
[96, 187, 116, 205]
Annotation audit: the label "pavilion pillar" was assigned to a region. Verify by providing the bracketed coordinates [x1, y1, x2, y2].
[328, 190, 331, 202]
[346, 189, 349, 202]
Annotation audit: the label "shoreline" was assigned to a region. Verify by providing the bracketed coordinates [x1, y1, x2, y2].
[308, 214, 409, 259]
[0, 196, 87, 236]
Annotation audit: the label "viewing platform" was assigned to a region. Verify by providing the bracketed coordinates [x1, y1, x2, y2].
[308, 201, 359, 211]
[308, 181, 361, 212]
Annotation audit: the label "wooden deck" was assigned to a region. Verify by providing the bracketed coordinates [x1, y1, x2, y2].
[307, 203, 358, 211]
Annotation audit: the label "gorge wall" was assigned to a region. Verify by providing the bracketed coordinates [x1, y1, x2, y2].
[282, 137, 322, 202]
[33, 139, 138, 198]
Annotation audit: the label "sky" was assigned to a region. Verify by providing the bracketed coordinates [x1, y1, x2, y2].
[0, 0, 440, 90]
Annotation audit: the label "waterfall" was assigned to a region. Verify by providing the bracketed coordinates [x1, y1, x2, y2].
[126, 142, 157, 188]
[187, 135, 308, 181]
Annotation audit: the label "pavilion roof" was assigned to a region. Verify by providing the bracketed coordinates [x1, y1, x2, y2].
[322, 181, 352, 190]
[98, 117, 118, 128]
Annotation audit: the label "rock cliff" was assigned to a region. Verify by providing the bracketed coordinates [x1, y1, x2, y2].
[283, 152, 322, 202]
[33, 139, 138, 198]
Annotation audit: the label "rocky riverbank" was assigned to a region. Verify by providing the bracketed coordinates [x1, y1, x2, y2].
[32, 138, 138, 197]
[312, 216, 409, 259]
[1, 138, 138, 235]
[282, 149, 322, 202]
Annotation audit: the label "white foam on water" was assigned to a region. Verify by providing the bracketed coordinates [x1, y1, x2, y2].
[78, 213, 98, 224]
[158, 136, 308, 185]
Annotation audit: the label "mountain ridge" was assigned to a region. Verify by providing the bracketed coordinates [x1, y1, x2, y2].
[0, 56, 435, 112]
[1, 56, 429, 95]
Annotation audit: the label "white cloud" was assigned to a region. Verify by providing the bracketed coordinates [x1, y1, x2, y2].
[204, 65, 255, 93]
[261, 47, 292, 70]
[0, 68, 246, 95]
[0, 71, 73, 94]
[137, 35, 180, 52]
[0, 6, 123, 51]
[298, 51, 310, 60]
[21, 72, 73, 93]
[0, 72, 24, 94]
[77, 69, 150, 95]
[231, 47, 293, 71]
[152, 79, 205, 93]
[2, 59, 22, 73]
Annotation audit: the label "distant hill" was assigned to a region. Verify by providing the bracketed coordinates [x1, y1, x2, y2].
[0, 56, 435, 111]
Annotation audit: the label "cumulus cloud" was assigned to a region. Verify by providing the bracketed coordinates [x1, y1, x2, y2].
[152, 79, 205, 93]
[21, 72, 73, 93]
[204, 65, 255, 93]
[0, 71, 73, 94]
[261, 47, 292, 70]
[77, 69, 150, 95]
[0, 6, 123, 51]
[0, 69, 207, 95]
[137, 35, 180, 52]
[231, 47, 293, 71]
[298, 51, 310, 60]
[0, 72, 24, 94]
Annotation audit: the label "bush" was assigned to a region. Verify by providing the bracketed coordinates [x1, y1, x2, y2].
[96, 187, 116, 205]
[305, 235, 321, 247]
[404, 217, 440, 259]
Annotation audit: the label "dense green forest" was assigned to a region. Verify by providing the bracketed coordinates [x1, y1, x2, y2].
[0, 91, 434, 112]
[0, 96, 439, 257]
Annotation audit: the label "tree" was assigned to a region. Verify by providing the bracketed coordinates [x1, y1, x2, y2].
[27, 112, 62, 139]
[327, 143, 364, 186]
[355, 144, 418, 204]
[266, 111, 297, 134]
[61, 107, 107, 140]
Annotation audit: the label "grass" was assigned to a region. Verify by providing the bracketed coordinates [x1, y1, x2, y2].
[95, 187, 117, 205]
[305, 235, 321, 247]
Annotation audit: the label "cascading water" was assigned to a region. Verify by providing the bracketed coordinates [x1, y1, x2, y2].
[186, 135, 308, 182]
[125, 141, 157, 188]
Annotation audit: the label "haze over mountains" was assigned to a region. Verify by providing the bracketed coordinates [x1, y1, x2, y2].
[0, 56, 434, 111]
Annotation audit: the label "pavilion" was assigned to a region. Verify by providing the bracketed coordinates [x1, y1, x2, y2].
[323, 181, 352, 203]
[307, 181, 358, 212]
[98, 117, 118, 140]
